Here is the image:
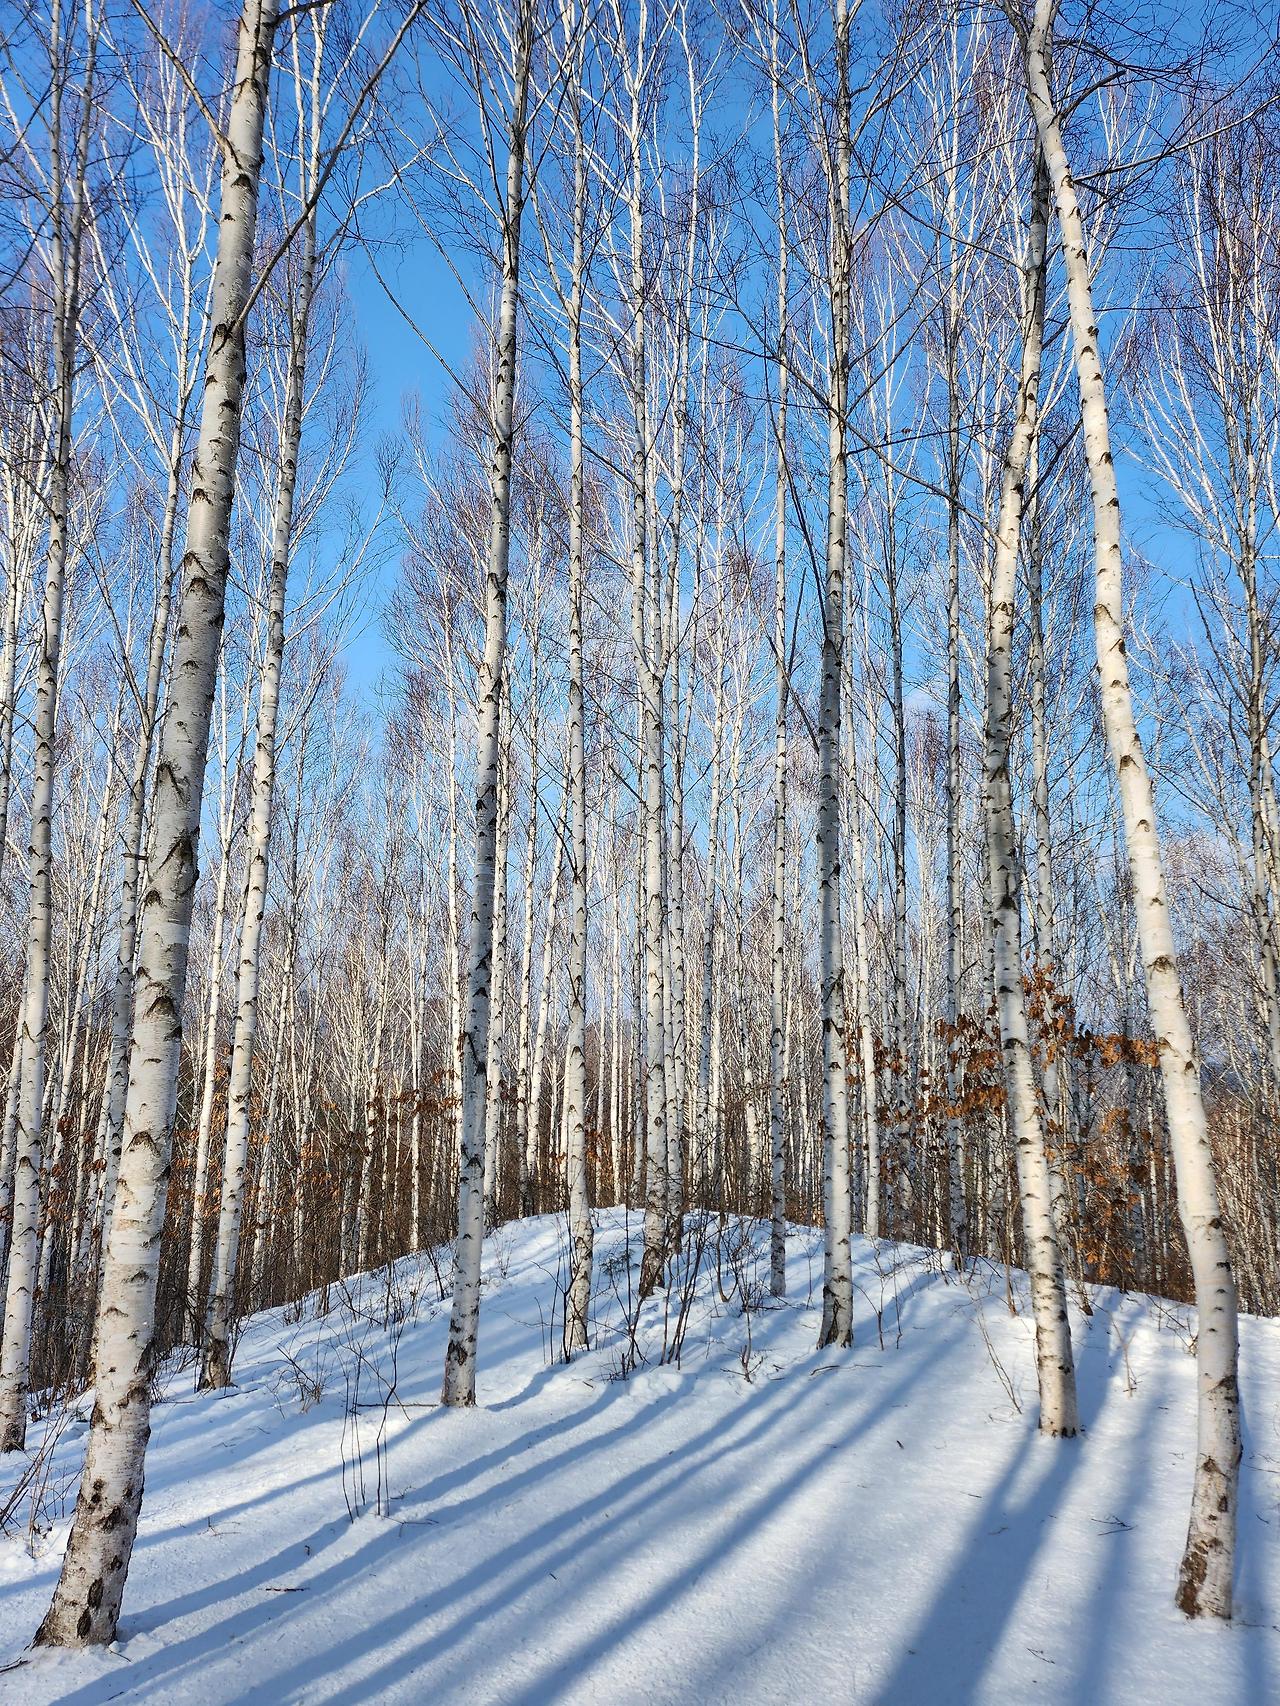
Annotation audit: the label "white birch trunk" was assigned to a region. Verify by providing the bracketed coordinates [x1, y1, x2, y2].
[0, 5, 97, 1452]
[768, 144, 789, 1289]
[849, 714, 879, 1239]
[95, 423, 186, 1273]
[943, 185, 968, 1265]
[36, 0, 278, 1643]
[528, 779, 568, 1208]
[515, 673, 539, 1215]
[1018, 0, 1241, 1614]
[816, 0, 853, 1350]
[983, 146, 1079, 1437]
[564, 54, 593, 1350]
[695, 633, 727, 1205]
[0, 1029, 23, 1275]
[199, 202, 317, 1389]
[625, 18, 669, 1296]
[184, 819, 235, 1329]
[441, 11, 532, 1406]
[482, 719, 511, 1229]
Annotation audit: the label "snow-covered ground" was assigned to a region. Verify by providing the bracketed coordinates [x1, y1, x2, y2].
[1, 1210, 1277, 1705]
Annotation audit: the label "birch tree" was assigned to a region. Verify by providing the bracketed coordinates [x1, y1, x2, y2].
[560, 0, 593, 1353]
[35, 0, 281, 1644]
[765, 0, 791, 1297]
[199, 6, 329, 1390]
[85, 21, 219, 1320]
[441, 0, 538, 1407]
[800, 0, 855, 1348]
[0, 0, 101, 1454]
[1011, 0, 1241, 1617]
[983, 142, 1079, 1437]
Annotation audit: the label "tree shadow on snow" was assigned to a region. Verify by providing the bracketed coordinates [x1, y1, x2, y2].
[241, 1324, 971, 1706]
[863, 1299, 1195, 1706]
[55, 1317, 968, 1706]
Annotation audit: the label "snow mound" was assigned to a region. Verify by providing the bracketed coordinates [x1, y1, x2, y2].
[1, 1209, 1277, 1704]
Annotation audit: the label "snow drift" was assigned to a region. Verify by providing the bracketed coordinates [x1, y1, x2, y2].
[1, 1210, 1277, 1704]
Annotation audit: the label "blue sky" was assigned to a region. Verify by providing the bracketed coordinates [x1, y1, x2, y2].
[333, 234, 472, 703]
[320, 0, 1242, 752]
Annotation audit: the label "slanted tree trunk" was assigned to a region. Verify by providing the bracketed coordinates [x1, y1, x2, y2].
[1017, 0, 1240, 1615]
[200, 197, 318, 1391]
[35, 0, 279, 1644]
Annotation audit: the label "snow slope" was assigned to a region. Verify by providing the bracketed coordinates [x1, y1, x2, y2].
[1, 1210, 1277, 1705]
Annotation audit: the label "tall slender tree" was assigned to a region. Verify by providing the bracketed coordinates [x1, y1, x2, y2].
[0, 0, 100, 1454]
[442, 0, 538, 1407]
[35, 0, 281, 1644]
[983, 143, 1079, 1437]
[1013, 0, 1241, 1617]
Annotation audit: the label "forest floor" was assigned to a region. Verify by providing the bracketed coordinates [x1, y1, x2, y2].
[1, 1209, 1278, 1705]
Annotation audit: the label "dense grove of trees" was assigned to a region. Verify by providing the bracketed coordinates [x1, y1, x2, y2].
[0, 0, 1275, 1642]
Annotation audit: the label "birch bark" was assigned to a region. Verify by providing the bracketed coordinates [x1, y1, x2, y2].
[768, 154, 789, 1289]
[184, 794, 237, 1329]
[1017, 0, 1241, 1614]
[200, 194, 319, 1389]
[564, 30, 593, 1350]
[815, 0, 853, 1349]
[620, 0, 670, 1300]
[0, 0, 98, 1453]
[36, 0, 279, 1643]
[983, 145, 1079, 1437]
[482, 708, 511, 1229]
[442, 4, 533, 1406]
